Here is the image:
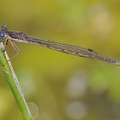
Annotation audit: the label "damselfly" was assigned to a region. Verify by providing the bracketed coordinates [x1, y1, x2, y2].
[0, 25, 120, 66]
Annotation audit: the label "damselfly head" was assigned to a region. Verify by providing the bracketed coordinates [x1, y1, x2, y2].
[0, 31, 4, 38]
[2, 25, 7, 31]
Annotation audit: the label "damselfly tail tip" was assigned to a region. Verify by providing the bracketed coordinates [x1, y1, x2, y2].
[95, 55, 120, 66]
[115, 61, 120, 66]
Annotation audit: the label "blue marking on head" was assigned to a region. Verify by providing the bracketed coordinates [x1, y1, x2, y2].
[2, 25, 7, 31]
[0, 31, 4, 38]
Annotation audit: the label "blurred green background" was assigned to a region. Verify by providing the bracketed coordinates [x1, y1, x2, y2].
[0, 0, 120, 120]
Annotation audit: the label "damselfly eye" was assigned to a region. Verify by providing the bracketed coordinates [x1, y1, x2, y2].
[0, 32, 4, 38]
[2, 25, 7, 31]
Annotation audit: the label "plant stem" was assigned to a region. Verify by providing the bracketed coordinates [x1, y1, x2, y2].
[0, 42, 33, 120]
